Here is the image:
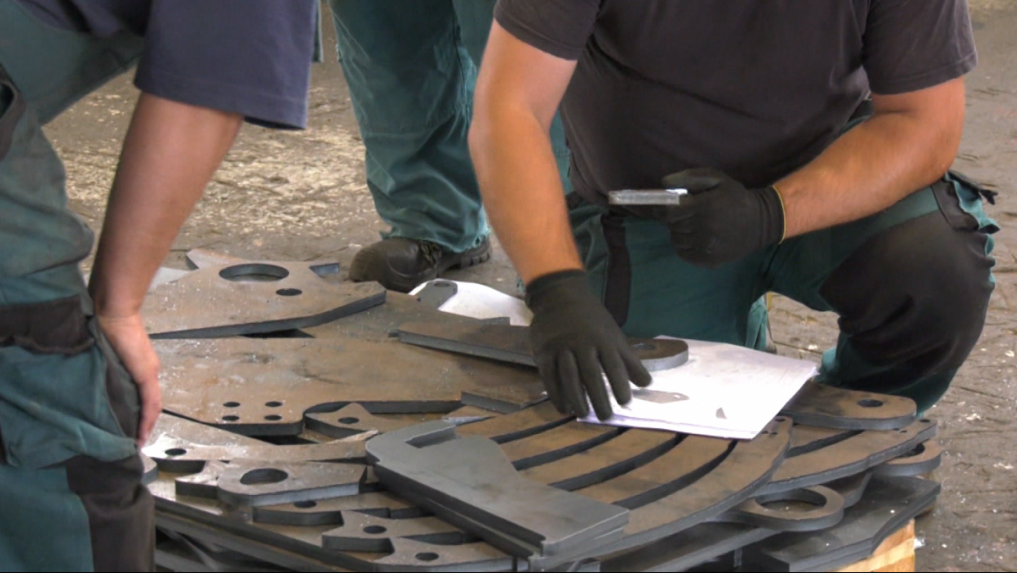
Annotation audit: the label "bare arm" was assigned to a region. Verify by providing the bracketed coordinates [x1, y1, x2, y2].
[469, 23, 580, 284]
[88, 92, 243, 444]
[777, 78, 966, 238]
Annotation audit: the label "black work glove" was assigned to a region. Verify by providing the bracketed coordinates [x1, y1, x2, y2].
[525, 270, 652, 421]
[632, 168, 786, 267]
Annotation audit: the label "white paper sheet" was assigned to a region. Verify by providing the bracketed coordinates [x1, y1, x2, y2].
[414, 280, 816, 440]
[580, 339, 817, 440]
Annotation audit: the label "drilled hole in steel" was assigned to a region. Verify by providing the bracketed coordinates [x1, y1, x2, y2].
[240, 468, 289, 486]
[264, 415, 283, 421]
[756, 489, 827, 513]
[920, 419, 932, 423]
[339, 417, 360, 425]
[165, 448, 187, 457]
[223, 402, 241, 408]
[265, 401, 283, 408]
[276, 288, 303, 297]
[433, 281, 454, 288]
[415, 553, 440, 562]
[363, 526, 388, 535]
[223, 415, 240, 422]
[294, 501, 317, 509]
[219, 264, 290, 282]
[899, 429, 909, 433]
[631, 342, 655, 351]
[857, 399, 884, 408]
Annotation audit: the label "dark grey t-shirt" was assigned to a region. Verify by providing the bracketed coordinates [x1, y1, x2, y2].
[17, 0, 317, 129]
[495, 0, 978, 200]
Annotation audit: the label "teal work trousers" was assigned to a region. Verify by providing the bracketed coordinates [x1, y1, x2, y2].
[571, 176, 997, 413]
[0, 2, 153, 570]
[328, 0, 571, 253]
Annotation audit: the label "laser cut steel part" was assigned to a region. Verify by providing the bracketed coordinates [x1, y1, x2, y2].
[781, 382, 917, 431]
[367, 421, 630, 565]
[321, 512, 468, 552]
[787, 425, 858, 457]
[576, 434, 733, 509]
[743, 475, 941, 572]
[304, 403, 415, 438]
[415, 280, 459, 310]
[304, 293, 548, 413]
[372, 538, 518, 572]
[144, 260, 386, 339]
[716, 485, 846, 532]
[872, 440, 943, 477]
[254, 492, 423, 526]
[761, 418, 937, 494]
[397, 322, 690, 372]
[145, 433, 368, 473]
[215, 461, 367, 507]
[156, 338, 471, 436]
[519, 430, 679, 491]
[600, 466, 874, 572]
[500, 422, 623, 470]
[596, 417, 792, 556]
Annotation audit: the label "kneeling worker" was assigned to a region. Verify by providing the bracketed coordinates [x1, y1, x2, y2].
[469, 0, 997, 421]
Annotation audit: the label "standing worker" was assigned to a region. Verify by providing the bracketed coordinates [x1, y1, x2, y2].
[0, 1, 318, 570]
[328, 0, 571, 293]
[470, 0, 998, 421]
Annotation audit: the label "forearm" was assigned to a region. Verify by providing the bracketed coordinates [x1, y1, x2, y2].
[88, 93, 243, 317]
[777, 85, 965, 238]
[470, 107, 582, 284]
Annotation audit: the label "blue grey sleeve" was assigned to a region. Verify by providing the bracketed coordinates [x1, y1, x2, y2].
[134, 0, 317, 129]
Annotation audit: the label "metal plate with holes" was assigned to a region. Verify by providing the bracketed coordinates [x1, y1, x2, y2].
[397, 321, 690, 372]
[415, 279, 459, 309]
[147, 402, 937, 571]
[156, 337, 531, 435]
[761, 418, 937, 494]
[367, 421, 631, 569]
[872, 440, 943, 477]
[744, 475, 941, 572]
[144, 259, 386, 338]
[781, 382, 917, 430]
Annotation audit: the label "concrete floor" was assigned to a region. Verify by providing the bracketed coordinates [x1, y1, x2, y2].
[45, 3, 1016, 571]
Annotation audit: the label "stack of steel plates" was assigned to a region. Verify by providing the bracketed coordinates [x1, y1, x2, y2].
[145, 253, 941, 572]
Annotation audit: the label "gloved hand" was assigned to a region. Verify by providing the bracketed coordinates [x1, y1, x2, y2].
[632, 168, 786, 267]
[525, 270, 652, 420]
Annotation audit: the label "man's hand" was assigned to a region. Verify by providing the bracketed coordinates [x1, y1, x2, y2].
[632, 169, 785, 267]
[96, 314, 161, 446]
[526, 270, 652, 421]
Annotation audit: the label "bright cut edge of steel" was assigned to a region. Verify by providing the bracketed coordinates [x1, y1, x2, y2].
[608, 188, 688, 206]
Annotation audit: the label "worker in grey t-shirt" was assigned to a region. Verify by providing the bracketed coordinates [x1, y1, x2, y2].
[0, 1, 316, 570]
[470, 0, 998, 421]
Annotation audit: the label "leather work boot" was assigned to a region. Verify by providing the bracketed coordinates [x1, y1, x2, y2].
[349, 237, 491, 293]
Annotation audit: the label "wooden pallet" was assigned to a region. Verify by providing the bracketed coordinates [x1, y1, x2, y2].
[836, 521, 916, 573]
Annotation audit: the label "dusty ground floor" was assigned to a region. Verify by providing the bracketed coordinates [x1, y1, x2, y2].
[46, 2, 1016, 571]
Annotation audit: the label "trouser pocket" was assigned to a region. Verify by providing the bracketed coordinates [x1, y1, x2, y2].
[0, 298, 139, 467]
[0, 63, 26, 161]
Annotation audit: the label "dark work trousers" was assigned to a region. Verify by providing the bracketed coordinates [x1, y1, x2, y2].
[570, 173, 997, 414]
[0, 2, 154, 570]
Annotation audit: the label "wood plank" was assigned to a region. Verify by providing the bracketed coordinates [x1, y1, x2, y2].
[836, 521, 915, 573]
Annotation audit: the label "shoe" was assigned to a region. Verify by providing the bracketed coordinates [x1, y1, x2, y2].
[348, 237, 491, 293]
